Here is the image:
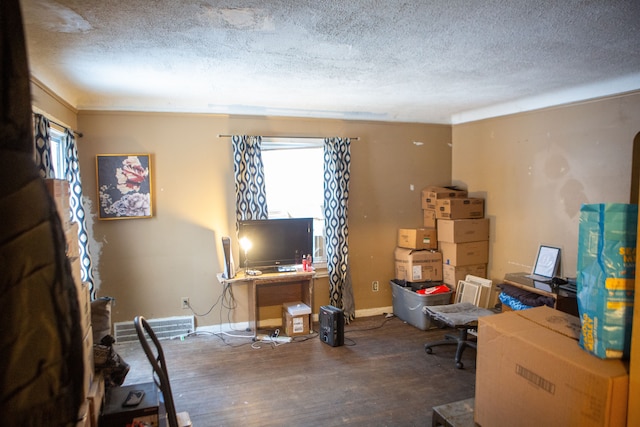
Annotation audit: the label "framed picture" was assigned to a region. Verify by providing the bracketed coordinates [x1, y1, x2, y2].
[96, 154, 153, 220]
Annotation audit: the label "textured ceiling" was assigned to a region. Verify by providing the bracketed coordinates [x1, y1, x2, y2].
[21, 0, 640, 124]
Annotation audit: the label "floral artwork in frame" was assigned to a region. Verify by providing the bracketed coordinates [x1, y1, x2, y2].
[96, 154, 153, 219]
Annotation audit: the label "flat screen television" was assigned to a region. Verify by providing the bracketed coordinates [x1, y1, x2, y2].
[237, 218, 313, 272]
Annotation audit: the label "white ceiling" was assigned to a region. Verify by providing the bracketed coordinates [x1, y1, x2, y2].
[21, 0, 640, 124]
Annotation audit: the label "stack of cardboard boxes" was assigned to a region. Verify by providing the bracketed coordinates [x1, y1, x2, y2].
[45, 179, 104, 427]
[394, 185, 490, 302]
[394, 228, 441, 283]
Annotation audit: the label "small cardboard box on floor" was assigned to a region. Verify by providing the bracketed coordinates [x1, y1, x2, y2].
[475, 306, 629, 427]
[394, 248, 443, 282]
[282, 301, 311, 336]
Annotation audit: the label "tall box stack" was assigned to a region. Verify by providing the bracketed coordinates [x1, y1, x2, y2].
[45, 179, 98, 423]
[438, 218, 489, 292]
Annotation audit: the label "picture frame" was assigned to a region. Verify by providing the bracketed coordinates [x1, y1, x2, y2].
[96, 154, 153, 220]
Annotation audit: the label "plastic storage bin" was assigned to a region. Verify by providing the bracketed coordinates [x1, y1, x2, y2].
[390, 280, 452, 330]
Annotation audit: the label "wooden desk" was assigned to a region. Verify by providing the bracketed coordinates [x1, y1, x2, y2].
[502, 272, 578, 316]
[219, 271, 314, 337]
[503, 272, 557, 304]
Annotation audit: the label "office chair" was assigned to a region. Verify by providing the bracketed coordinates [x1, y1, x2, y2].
[134, 316, 191, 427]
[422, 302, 495, 369]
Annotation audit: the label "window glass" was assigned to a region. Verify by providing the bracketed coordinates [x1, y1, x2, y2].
[49, 128, 66, 179]
[261, 139, 325, 263]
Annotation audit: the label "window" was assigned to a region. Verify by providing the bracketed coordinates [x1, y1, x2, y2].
[261, 138, 326, 264]
[48, 128, 66, 179]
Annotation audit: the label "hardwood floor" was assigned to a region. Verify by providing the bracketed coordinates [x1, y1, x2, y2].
[114, 315, 476, 426]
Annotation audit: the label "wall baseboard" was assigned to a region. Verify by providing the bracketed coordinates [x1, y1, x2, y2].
[195, 305, 394, 335]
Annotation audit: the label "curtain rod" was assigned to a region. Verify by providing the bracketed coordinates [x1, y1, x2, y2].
[48, 118, 83, 138]
[217, 134, 359, 141]
[33, 112, 83, 138]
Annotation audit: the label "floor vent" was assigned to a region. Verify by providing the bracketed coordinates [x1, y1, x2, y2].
[114, 315, 195, 343]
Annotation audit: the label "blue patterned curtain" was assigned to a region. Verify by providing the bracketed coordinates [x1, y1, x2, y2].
[33, 114, 96, 297]
[324, 137, 355, 322]
[63, 129, 96, 297]
[34, 114, 54, 178]
[232, 135, 268, 222]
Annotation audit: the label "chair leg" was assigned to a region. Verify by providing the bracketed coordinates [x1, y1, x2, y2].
[425, 327, 477, 369]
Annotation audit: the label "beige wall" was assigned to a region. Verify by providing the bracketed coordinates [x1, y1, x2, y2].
[31, 79, 78, 129]
[72, 111, 452, 325]
[452, 92, 640, 282]
[34, 79, 640, 327]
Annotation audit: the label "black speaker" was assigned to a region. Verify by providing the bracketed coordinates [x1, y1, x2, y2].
[221, 236, 234, 279]
[319, 305, 344, 347]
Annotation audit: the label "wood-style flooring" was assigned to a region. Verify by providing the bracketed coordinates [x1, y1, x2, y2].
[114, 315, 476, 426]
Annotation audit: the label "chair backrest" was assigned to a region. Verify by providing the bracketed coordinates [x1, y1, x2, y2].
[134, 316, 179, 427]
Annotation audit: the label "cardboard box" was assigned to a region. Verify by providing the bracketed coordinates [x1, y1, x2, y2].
[442, 263, 487, 289]
[397, 228, 437, 250]
[87, 374, 105, 427]
[76, 400, 90, 427]
[435, 198, 484, 219]
[81, 326, 94, 401]
[423, 209, 436, 228]
[394, 247, 443, 282]
[282, 301, 311, 336]
[44, 178, 70, 228]
[65, 221, 80, 258]
[78, 282, 92, 339]
[421, 186, 468, 209]
[437, 218, 489, 243]
[70, 256, 82, 289]
[475, 307, 629, 427]
[440, 241, 489, 266]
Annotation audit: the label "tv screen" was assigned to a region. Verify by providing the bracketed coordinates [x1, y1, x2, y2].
[238, 218, 313, 271]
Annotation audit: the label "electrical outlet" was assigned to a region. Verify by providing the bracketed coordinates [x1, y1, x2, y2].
[372, 281, 379, 292]
[181, 297, 189, 309]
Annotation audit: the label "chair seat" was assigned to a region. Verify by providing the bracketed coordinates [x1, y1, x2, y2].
[423, 302, 495, 327]
[423, 302, 495, 369]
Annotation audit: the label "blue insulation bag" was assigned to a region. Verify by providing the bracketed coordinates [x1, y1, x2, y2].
[576, 203, 637, 359]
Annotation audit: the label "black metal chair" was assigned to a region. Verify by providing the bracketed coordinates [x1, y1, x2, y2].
[423, 302, 495, 369]
[134, 316, 191, 427]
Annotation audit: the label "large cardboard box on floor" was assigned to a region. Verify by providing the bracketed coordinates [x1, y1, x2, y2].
[397, 228, 437, 250]
[475, 306, 629, 427]
[435, 198, 484, 219]
[421, 186, 467, 209]
[394, 248, 442, 282]
[437, 218, 489, 243]
[440, 241, 489, 266]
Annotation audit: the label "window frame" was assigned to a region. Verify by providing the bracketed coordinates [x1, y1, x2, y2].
[261, 137, 327, 268]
